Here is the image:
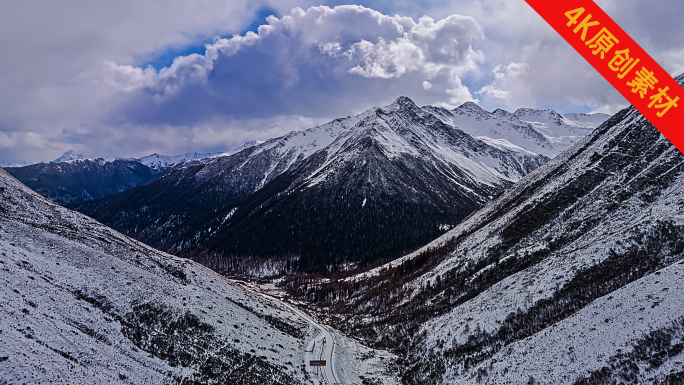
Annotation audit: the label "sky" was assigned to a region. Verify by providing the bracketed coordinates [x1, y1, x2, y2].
[1, 0, 684, 164]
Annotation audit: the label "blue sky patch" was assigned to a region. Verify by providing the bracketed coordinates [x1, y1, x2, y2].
[243, 7, 280, 35]
[140, 44, 210, 70]
[138, 7, 281, 70]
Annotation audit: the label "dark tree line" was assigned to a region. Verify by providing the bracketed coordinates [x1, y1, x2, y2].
[574, 316, 684, 385]
[204, 191, 463, 273]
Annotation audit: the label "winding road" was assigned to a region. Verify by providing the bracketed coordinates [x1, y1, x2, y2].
[295, 304, 340, 385]
[232, 280, 341, 384]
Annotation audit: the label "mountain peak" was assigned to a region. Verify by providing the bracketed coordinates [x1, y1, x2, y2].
[53, 150, 85, 163]
[492, 108, 519, 121]
[457, 101, 480, 108]
[386, 96, 419, 112]
[676, 72, 684, 85]
[394, 95, 415, 104]
[514, 107, 561, 119]
[454, 101, 488, 112]
[453, 101, 492, 119]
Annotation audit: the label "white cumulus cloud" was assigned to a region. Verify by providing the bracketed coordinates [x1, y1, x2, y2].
[106, 5, 486, 117]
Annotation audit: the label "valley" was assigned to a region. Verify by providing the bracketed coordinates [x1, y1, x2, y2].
[0, 167, 396, 384]
[2, 90, 683, 384]
[2, 1, 683, 384]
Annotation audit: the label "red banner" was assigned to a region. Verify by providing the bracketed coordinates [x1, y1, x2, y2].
[525, 0, 684, 154]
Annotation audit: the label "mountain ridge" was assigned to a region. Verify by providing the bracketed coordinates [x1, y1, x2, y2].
[71, 96, 552, 271]
[443, 102, 610, 157]
[2, 145, 261, 205]
[305, 77, 684, 384]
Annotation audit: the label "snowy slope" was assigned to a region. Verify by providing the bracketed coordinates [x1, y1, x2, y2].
[0, 168, 397, 384]
[515, 108, 611, 152]
[425, 103, 610, 158]
[563, 112, 613, 128]
[52, 150, 86, 163]
[450, 260, 684, 384]
[327, 77, 684, 384]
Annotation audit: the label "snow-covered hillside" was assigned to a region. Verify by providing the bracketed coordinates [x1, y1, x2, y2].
[414, 101, 684, 384]
[314, 78, 684, 384]
[0, 168, 397, 384]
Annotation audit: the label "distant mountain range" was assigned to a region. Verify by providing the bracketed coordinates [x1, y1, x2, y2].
[67, 97, 608, 271]
[427, 102, 610, 157]
[2, 146, 260, 205]
[5, 158, 162, 205]
[2, 148, 232, 168]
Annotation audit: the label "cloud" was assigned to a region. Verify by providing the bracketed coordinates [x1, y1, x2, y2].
[475, 39, 626, 111]
[332, 14, 484, 81]
[476, 62, 529, 101]
[66, 115, 325, 160]
[0, 130, 59, 165]
[422, 0, 684, 113]
[477, 85, 508, 100]
[3, 0, 683, 164]
[0, 0, 319, 163]
[105, 5, 485, 127]
[589, 103, 630, 115]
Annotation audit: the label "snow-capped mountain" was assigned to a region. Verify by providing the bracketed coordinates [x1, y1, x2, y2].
[0, 161, 32, 168]
[323, 77, 684, 384]
[137, 151, 225, 171]
[515, 107, 610, 146]
[0, 167, 397, 384]
[1, 151, 80, 168]
[428, 102, 610, 158]
[73, 96, 550, 271]
[52, 150, 86, 163]
[1, 151, 86, 168]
